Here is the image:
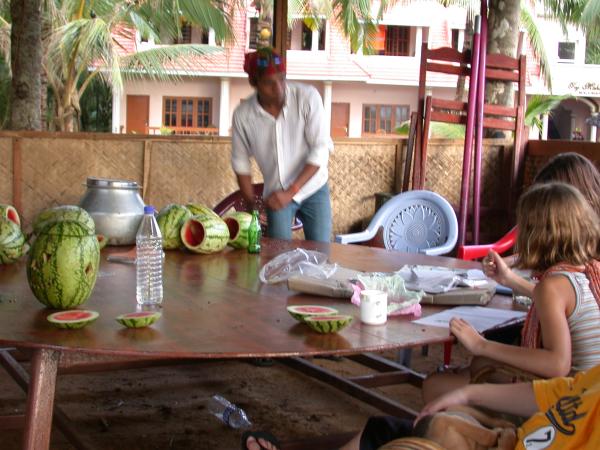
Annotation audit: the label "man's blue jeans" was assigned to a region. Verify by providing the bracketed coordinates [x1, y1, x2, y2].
[266, 183, 332, 242]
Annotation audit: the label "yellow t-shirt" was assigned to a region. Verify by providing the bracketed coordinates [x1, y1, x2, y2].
[516, 365, 600, 450]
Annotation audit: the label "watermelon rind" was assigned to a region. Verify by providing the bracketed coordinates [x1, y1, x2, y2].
[185, 203, 221, 221]
[47, 309, 99, 329]
[157, 204, 192, 249]
[0, 204, 21, 226]
[180, 215, 229, 254]
[116, 311, 162, 328]
[304, 314, 353, 333]
[33, 205, 95, 236]
[27, 221, 100, 309]
[0, 218, 27, 264]
[287, 305, 338, 323]
[223, 211, 252, 249]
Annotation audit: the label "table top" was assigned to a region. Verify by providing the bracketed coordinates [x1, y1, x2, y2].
[0, 238, 516, 359]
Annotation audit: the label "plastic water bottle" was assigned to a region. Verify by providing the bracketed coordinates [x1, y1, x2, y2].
[136, 205, 163, 305]
[206, 395, 251, 429]
[247, 210, 261, 254]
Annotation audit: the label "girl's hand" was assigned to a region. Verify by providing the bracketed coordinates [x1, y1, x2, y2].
[450, 318, 486, 356]
[482, 250, 513, 286]
[415, 386, 471, 425]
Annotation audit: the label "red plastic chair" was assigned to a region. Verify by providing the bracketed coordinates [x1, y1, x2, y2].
[456, 226, 518, 261]
[212, 183, 303, 231]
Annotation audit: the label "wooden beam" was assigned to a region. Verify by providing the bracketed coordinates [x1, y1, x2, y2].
[273, 0, 288, 64]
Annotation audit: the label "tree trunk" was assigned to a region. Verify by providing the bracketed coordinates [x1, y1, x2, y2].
[9, 0, 42, 130]
[485, 0, 521, 107]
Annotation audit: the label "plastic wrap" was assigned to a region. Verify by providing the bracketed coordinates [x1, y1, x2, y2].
[351, 272, 424, 316]
[259, 249, 338, 284]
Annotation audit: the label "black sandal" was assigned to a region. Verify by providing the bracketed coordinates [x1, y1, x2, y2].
[241, 430, 280, 450]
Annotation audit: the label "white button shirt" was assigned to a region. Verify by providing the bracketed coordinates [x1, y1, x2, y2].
[231, 82, 333, 203]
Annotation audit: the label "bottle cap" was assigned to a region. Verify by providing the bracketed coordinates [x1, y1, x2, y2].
[144, 206, 155, 214]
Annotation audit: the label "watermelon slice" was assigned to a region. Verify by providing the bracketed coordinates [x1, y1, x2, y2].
[115, 311, 162, 328]
[304, 314, 353, 334]
[47, 310, 99, 329]
[287, 305, 338, 323]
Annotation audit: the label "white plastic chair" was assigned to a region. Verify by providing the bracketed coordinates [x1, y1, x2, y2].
[336, 190, 458, 256]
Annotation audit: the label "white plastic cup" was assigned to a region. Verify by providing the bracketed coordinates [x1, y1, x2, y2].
[360, 289, 388, 325]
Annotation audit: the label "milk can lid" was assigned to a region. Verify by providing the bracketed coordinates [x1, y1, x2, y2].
[86, 177, 140, 189]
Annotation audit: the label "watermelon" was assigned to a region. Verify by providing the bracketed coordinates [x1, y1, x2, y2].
[47, 310, 99, 329]
[304, 315, 353, 333]
[115, 311, 162, 328]
[0, 218, 27, 264]
[27, 221, 100, 309]
[223, 211, 253, 249]
[180, 215, 229, 254]
[287, 305, 338, 323]
[186, 203, 221, 220]
[0, 204, 21, 226]
[33, 205, 95, 235]
[157, 204, 192, 249]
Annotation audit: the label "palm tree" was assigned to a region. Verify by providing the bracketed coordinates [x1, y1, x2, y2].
[1, 0, 238, 131]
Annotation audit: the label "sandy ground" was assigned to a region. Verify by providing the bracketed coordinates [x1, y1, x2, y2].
[0, 345, 471, 450]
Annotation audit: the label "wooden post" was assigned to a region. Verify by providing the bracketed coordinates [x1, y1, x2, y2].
[272, 0, 288, 65]
[12, 138, 22, 213]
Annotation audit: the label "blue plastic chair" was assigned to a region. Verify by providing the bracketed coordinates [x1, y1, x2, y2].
[336, 190, 458, 256]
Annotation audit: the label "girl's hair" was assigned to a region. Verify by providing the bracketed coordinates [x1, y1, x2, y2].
[533, 152, 600, 216]
[516, 182, 600, 271]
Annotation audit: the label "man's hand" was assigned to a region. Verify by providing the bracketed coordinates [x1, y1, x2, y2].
[265, 190, 294, 210]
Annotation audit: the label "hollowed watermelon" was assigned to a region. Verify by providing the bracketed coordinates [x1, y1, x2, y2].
[27, 221, 100, 309]
[224, 211, 252, 249]
[116, 311, 162, 328]
[33, 205, 95, 235]
[47, 309, 99, 329]
[180, 215, 229, 254]
[0, 204, 21, 226]
[0, 218, 27, 264]
[287, 305, 339, 322]
[304, 315, 353, 333]
[157, 204, 192, 249]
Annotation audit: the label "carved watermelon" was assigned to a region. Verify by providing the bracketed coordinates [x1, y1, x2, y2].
[116, 311, 162, 328]
[0, 204, 21, 226]
[287, 305, 339, 322]
[186, 203, 220, 220]
[33, 205, 95, 235]
[27, 221, 100, 309]
[180, 215, 229, 254]
[47, 310, 99, 329]
[157, 204, 192, 249]
[304, 315, 353, 333]
[0, 218, 28, 264]
[224, 211, 252, 249]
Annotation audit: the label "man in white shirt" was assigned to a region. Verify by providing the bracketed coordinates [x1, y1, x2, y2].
[231, 47, 333, 242]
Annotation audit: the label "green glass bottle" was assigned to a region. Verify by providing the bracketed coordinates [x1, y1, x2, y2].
[247, 210, 261, 254]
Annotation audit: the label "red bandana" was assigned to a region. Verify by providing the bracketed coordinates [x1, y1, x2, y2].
[243, 48, 286, 85]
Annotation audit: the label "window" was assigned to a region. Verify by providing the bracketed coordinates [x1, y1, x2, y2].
[363, 104, 410, 134]
[249, 17, 258, 49]
[558, 42, 576, 60]
[163, 97, 212, 129]
[451, 29, 460, 50]
[385, 26, 410, 56]
[289, 19, 326, 51]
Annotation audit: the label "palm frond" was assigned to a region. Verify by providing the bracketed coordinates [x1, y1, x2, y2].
[520, 2, 552, 90]
[581, 0, 600, 37]
[119, 44, 224, 82]
[524, 94, 569, 131]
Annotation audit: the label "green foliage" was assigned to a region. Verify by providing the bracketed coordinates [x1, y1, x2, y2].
[79, 77, 112, 132]
[525, 94, 571, 133]
[396, 121, 466, 138]
[0, 54, 9, 128]
[585, 35, 600, 63]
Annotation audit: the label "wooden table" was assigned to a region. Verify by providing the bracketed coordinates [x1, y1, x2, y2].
[0, 238, 519, 449]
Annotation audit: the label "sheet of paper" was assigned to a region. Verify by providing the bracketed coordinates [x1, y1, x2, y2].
[412, 306, 527, 333]
[397, 265, 490, 294]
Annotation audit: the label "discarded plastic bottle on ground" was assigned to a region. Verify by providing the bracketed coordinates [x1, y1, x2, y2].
[247, 210, 261, 254]
[207, 395, 252, 429]
[136, 205, 163, 305]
